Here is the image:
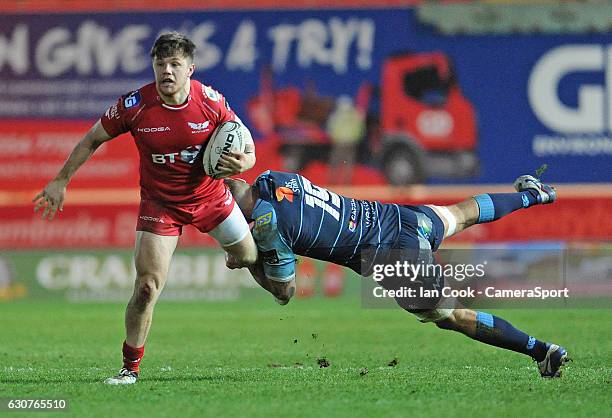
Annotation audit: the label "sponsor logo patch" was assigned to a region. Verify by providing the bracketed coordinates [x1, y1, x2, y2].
[256, 212, 273, 228]
[284, 178, 300, 193]
[261, 249, 279, 264]
[180, 145, 202, 164]
[105, 104, 119, 120]
[417, 220, 432, 240]
[124, 91, 141, 108]
[348, 199, 358, 232]
[203, 85, 220, 102]
[139, 215, 164, 223]
[213, 133, 236, 172]
[137, 126, 170, 133]
[152, 144, 202, 164]
[521, 194, 530, 208]
[187, 121, 211, 132]
[275, 187, 295, 203]
[223, 188, 233, 206]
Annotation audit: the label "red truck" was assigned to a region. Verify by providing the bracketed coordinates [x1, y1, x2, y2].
[247, 51, 479, 184]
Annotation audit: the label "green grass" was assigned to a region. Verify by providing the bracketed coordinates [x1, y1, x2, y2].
[1, 299, 611, 417]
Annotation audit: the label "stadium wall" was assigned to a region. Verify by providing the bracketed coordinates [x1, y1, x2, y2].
[1, 8, 610, 185]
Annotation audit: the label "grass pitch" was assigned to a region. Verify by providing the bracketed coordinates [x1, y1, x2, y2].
[1, 298, 611, 417]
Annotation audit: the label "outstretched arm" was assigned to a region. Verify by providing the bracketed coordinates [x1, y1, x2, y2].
[33, 120, 114, 220]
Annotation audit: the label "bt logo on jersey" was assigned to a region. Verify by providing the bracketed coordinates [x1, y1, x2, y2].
[152, 153, 180, 164]
[152, 145, 202, 164]
[180, 145, 202, 164]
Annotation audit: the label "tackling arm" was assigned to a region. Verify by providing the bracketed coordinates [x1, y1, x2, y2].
[33, 120, 114, 220]
[235, 198, 296, 303]
[248, 260, 296, 305]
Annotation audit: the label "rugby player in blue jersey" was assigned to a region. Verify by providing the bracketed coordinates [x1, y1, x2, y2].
[226, 171, 569, 378]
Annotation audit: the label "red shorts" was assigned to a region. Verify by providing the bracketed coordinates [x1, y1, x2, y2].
[136, 189, 235, 236]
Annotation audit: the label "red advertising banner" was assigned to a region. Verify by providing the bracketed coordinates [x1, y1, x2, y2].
[442, 197, 612, 243]
[0, 120, 139, 191]
[2, 194, 610, 249]
[0, 204, 215, 249]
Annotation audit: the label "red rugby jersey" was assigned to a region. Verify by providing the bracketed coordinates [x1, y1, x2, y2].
[101, 79, 236, 204]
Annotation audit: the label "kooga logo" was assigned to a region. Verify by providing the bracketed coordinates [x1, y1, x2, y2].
[137, 126, 170, 133]
[528, 45, 611, 133]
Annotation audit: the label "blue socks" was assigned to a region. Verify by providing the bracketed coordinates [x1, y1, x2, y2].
[473, 191, 539, 223]
[473, 312, 548, 361]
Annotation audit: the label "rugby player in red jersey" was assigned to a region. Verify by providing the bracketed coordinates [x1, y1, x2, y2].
[33, 33, 257, 384]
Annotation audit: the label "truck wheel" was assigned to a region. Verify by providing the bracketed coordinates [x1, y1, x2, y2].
[382, 144, 424, 185]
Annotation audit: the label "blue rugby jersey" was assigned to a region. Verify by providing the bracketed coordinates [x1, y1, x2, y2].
[250, 171, 426, 281]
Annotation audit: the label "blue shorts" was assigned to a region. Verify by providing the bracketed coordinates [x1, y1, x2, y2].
[383, 205, 447, 315]
[397, 205, 445, 252]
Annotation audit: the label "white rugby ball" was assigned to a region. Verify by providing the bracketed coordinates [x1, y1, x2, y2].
[203, 120, 250, 177]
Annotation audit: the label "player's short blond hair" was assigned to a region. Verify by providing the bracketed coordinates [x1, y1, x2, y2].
[150, 32, 195, 62]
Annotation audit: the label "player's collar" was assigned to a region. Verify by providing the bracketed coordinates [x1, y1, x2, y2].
[161, 95, 191, 110]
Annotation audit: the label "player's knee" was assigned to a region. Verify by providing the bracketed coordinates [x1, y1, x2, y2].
[133, 274, 161, 309]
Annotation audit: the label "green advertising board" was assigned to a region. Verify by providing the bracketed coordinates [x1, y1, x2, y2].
[0, 249, 358, 302]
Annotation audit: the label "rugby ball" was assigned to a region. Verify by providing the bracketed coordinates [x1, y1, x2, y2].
[203, 120, 250, 177]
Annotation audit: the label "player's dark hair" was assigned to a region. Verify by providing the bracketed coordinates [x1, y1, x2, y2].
[150, 32, 195, 61]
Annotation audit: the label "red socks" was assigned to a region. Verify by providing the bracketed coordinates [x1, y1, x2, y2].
[122, 341, 145, 372]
